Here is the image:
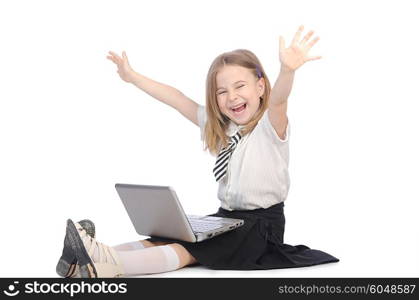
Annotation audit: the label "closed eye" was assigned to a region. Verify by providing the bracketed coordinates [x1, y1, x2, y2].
[217, 85, 245, 95]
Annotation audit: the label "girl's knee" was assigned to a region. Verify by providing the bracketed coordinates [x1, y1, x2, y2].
[140, 239, 169, 248]
[169, 243, 197, 267]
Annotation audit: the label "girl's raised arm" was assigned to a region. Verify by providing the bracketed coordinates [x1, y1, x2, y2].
[107, 51, 199, 127]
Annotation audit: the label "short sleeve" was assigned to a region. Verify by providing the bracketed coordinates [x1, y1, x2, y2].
[259, 109, 290, 144]
[197, 104, 207, 141]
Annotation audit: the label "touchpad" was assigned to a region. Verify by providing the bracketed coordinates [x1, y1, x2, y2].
[203, 216, 223, 221]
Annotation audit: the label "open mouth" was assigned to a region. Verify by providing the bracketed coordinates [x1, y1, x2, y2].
[231, 103, 247, 115]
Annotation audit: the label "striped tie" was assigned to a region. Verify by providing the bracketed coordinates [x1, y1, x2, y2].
[213, 131, 242, 182]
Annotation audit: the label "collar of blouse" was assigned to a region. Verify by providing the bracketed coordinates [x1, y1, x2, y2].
[226, 121, 245, 137]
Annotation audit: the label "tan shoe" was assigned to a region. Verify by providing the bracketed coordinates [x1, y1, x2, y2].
[66, 219, 125, 278]
[56, 219, 95, 278]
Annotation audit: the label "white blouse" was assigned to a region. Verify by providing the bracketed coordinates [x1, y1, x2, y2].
[197, 105, 291, 211]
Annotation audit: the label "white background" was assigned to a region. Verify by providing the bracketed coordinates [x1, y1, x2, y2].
[0, 0, 418, 277]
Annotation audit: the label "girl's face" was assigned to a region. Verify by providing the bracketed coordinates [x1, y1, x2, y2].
[215, 65, 265, 125]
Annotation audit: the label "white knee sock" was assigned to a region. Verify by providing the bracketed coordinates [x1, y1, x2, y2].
[116, 245, 180, 276]
[112, 241, 145, 251]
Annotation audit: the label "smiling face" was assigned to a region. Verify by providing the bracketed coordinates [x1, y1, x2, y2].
[215, 65, 265, 125]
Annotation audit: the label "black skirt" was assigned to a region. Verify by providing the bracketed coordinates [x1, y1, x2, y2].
[146, 202, 339, 270]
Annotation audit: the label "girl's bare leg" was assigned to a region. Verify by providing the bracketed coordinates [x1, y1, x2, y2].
[140, 240, 198, 267]
[169, 243, 198, 267]
[140, 240, 168, 248]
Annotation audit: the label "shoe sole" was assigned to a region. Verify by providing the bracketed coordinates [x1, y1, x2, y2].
[56, 219, 95, 278]
[66, 219, 98, 278]
[56, 233, 78, 277]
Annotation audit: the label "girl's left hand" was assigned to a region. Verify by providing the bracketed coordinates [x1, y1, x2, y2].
[279, 25, 322, 72]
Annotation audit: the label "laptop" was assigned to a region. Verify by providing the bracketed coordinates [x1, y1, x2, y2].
[115, 183, 244, 243]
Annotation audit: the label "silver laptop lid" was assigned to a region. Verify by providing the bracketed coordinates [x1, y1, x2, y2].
[115, 183, 196, 242]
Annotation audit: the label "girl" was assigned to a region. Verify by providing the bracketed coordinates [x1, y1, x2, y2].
[56, 25, 339, 278]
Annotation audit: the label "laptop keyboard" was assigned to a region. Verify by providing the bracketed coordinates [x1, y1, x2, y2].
[188, 219, 224, 233]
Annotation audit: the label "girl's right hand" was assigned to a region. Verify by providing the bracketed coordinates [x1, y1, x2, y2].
[106, 51, 136, 83]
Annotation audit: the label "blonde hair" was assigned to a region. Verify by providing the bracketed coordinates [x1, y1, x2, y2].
[203, 49, 271, 155]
